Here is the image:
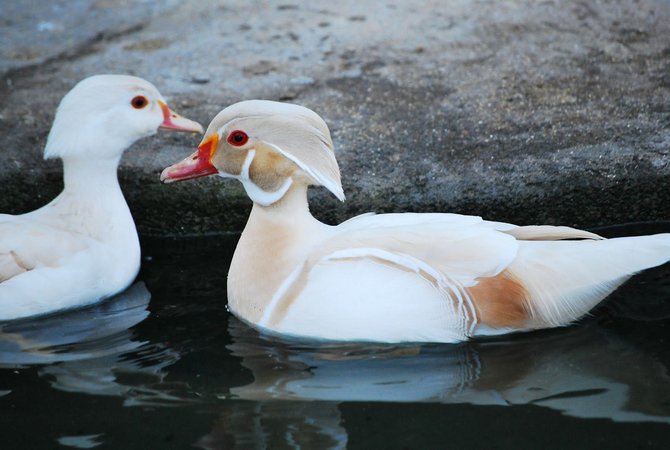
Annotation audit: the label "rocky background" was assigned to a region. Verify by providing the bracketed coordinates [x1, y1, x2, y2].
[1, 0, 669, 236]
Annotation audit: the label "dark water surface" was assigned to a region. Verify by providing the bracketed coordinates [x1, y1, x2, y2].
[1, 224, 670, 449]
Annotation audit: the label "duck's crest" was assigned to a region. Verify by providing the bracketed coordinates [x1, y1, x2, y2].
[210, 100, 345, 201]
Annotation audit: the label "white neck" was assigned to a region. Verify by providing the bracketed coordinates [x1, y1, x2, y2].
[40, 155, 136, 245]
[61, 155, 122, 194]
[228, 183, 328, 323]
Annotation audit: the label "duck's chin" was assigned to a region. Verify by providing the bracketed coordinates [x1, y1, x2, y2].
[215, 148, 294, 206]
[240, 176, 293, 206]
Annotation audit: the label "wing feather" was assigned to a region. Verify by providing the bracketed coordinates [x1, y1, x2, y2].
[0, 217, 91, 282]
[502, 225, 603, 241]
[321, 218, 519, 284]
[261, 218, 521, 341]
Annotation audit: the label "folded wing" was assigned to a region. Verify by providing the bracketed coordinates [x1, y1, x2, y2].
[261, 218, 521, 342]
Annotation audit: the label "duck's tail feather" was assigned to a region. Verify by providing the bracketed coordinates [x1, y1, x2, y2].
[510, 234, 670, 328]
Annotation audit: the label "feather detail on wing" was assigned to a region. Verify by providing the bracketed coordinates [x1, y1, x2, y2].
[508, 234, 670, 328]
[260, 220, 521, 338]
[502, 225, 603, 241]
[338, 212, 484, 230]
[340, 213, 602, 241]
[0, 220, 115, 320]
[318, 221, 520, 287]
[0, 218, 91, 282]
[0, 249, 108, 320]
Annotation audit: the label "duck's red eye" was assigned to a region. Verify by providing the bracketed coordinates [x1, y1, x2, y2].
[227, 130, 248, 146]
[131, 95, 149, 109]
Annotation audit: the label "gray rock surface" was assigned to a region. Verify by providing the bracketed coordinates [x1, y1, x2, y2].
[1, 0, 669, 236]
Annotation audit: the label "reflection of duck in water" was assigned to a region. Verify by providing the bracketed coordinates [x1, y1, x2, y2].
[194, 316, 670, 449]
[0, 282, 151, 367]
[0, 283, 180, 404]
[195, 401, 348, 450]
[224, 317, 670, 424]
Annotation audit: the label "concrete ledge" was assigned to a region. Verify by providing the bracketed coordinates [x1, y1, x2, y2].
[2, 0, 669, 236]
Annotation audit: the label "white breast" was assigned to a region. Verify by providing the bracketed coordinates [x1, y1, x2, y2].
[269, 258, 470, 343]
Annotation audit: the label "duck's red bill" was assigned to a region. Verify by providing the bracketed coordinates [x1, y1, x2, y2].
[160, 134, 219, 183]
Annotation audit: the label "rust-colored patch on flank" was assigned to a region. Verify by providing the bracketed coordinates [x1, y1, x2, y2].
[468, 270, 531, 328]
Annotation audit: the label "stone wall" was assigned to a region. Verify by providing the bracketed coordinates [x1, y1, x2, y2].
[1, 0, 669, 235]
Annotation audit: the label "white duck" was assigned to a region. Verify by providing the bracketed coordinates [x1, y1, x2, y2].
[161, 100, 670, 343]
[0, 75, 203, 321]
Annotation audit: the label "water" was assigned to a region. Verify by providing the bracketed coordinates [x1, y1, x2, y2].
[1, 224, 670, 449]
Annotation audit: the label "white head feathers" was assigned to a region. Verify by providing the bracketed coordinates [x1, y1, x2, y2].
[44, 74, 166, 161]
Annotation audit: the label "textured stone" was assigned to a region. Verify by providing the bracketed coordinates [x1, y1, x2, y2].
[1, 0, 669, 236]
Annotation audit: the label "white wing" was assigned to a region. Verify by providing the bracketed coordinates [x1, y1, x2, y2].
[0, 245, 117, 321]
[341, 212, 602, 240]
[0, 215, 119, 320]
[339, 212, 484, 230]
[510, 234, 670, 327]
[0, 215, 91, 282]
[260, 219, 520, 342]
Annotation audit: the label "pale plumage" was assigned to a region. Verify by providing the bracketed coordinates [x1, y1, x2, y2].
[0, 75, 203, 320]
[162, 100, 670, 343]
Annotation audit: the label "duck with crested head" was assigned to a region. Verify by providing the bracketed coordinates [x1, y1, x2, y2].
[0, 74, 203, 321]
[162, 100, 670, 343]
